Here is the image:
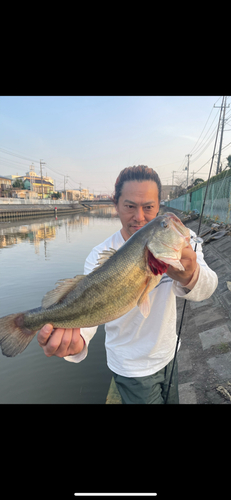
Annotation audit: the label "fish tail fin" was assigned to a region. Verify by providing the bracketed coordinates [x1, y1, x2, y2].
[0, 313, 37, 357]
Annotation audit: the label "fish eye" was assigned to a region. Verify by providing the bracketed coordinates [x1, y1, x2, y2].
[160, 220, 168, 228]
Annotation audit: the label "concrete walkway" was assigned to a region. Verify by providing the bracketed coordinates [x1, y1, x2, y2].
[177, 219, 231, 404]
[106, 219, 231, 404]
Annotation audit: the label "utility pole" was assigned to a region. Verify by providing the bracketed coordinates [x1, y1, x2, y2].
[29, 163, 35, 200]
[64, 175, 69, 200]
[214, 96, 229, 175]
[40, 159, 46, 199]
[185, 154, 192, 188]
[172, 170, 177, 187]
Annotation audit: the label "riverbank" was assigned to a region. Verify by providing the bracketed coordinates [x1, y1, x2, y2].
[0, 203, 91, 221]
[0, 200, 114, 221]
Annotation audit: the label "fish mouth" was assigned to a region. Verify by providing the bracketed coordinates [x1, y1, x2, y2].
[147, 250, 169, 276]
[164, 212, 190, 244]
[159, 239, 188, 252]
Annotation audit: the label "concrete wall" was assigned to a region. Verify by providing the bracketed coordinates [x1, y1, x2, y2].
[0, 198, 79, 205]
[165, 174, 231, 224]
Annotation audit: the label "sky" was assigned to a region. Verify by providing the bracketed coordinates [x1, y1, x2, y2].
[1, 95, 231, 196]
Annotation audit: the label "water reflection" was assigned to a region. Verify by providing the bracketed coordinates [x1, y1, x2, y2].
[0, 206, 119, 254]
[0, 223, 57, 253]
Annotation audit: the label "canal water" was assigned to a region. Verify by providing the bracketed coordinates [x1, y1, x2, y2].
[0, 206, 122, 403]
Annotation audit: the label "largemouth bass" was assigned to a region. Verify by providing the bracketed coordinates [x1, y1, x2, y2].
[0, 212, 190, 357]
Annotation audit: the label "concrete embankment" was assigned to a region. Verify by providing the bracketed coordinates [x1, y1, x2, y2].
[0, 203, 89, 221]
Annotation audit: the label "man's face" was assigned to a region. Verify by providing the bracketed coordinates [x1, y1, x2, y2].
[115, 180, 160, 241]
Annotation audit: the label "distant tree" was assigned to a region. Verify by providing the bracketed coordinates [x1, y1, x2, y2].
[174, 185, 187, 197]
[52, 191, 62, 199]
[13, 179, 25, 189]
[226, 155, 231, 169]
[193, 178, 204, 186]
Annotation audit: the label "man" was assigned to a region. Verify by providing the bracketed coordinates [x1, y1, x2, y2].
[37, 166, 218, 404]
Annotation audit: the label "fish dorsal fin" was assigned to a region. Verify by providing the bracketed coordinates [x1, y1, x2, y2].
[42, 275, 85, 309]
[96, 247, 117, 267]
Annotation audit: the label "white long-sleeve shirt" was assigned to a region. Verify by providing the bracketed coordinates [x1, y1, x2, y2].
[64, 228, 218, 377]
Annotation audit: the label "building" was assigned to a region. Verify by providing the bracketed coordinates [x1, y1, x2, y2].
[80, 188, 89, 199]
[4, 174, 22, 182]
[161, 185, 177, 201]
[0, 176, 12, 197]
[61, 190, 80, 201]
[11, 189, 33, 199]
[5, 169, 54, 199]
[2, 169, 93, 201]
[24, 177, 54, 199]
[62, 188, 94, 201]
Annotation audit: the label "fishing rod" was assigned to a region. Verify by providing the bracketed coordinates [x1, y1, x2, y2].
[164, 96, 225, 404]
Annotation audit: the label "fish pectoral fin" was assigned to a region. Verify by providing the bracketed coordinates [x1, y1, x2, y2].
[96, 247, 117, 267]
[42, 275, 85, 309]
[137, 293, 151, 319]
[137, 275, 161, 318]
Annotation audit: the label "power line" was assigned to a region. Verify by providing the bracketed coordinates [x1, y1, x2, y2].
[185, 98, 228, 170]
[153, 160, 184, 169]
[225, 110, 231, 121]
[189, 107, 218, 157]
[68, 175, 80, 185]
[192, 119, 218, 157]
[190, 128, 218, 164]
[43, 163, 65, 177]
[175, 157, 187, 173]
[0, 146, 39, 164]
[188, 98, 222, 158]
[221, 140, 231, 152]
[193, 139, 231, 176]
[0, 157, 29, 171]
[0, 155, 30, 166]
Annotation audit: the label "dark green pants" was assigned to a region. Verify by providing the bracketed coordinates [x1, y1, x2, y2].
[112, 357, 179, 404]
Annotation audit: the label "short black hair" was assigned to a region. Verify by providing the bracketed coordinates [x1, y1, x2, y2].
[112, 165, 161, 204]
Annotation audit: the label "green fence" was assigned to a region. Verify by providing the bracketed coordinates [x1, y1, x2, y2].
[165, 171, 231, 223]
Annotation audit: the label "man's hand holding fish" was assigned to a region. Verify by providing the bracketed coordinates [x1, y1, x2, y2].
[37, 325, 84, 358]
[166, 243, 199, 288]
